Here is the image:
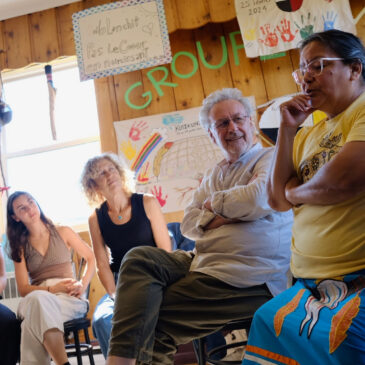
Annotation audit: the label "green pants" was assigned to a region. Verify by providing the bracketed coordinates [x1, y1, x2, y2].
[109, 246, 272, 364]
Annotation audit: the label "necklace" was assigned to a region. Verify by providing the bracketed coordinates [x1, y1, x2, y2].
[118, 214, 122, 220]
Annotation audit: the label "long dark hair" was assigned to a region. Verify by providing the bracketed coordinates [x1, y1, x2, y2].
[300, 29, 365, 82]
[6, 191, 54, 262]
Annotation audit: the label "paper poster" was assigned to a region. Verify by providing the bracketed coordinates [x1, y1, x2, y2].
[259, 94, 313, 129]
[72, 0, 172, 81]
[234, 0, 356, 58]
[114, 107, 224, 213]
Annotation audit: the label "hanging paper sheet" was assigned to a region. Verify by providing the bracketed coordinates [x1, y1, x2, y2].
[234, 0, 356, 58]
[72, 0, 171, 80]
[114, 107, 225, 213]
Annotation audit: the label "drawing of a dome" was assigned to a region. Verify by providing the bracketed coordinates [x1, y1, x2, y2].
[153, 136, 223, 179]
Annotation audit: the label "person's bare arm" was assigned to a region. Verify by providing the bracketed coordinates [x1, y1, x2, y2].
[89, 212, 116, 297]
[58, 226, 96, 297]
[143, 194, 171, 252]
[267, 95, 314, 211]
[285, 141, 365, 205]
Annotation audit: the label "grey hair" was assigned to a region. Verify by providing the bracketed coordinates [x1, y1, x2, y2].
[199, 88, 254, 131]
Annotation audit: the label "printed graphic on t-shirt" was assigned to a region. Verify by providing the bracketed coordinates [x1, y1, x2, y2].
[299, 132, 342, 182]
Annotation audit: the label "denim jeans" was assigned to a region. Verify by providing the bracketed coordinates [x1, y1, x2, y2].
[92, 294, 114, 358]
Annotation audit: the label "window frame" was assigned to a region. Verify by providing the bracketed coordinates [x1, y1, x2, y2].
[1, 56, 101, 230]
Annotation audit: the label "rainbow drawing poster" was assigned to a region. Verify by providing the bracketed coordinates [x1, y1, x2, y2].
[114, 107, 224, 213]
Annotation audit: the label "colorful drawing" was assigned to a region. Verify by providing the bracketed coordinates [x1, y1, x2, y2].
[151, 185, 167, 207]
[275, 0, 303, 12]
[114, 105, 229, 213]
[323, 11, 338, 30]
[235, 0, 356, 58]
[162, 114, 184, 126]
[153, 142, 174, 177]
[295, 13, 316, 40]
[259, 24, 279, 47]
[129, 121, 148, 141]
[131, 132, 163, 173]
[120, 140, 137, 160]
[243, 20, 256, 41]
[137, 162, 150, 184]
[276, 19, 298, 42]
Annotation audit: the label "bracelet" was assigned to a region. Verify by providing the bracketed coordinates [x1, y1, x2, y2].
[47, 286, 50, 292]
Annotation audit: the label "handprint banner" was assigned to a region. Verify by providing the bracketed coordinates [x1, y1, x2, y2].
[114, 107, 227, 213]
[234, 0, 356, 58]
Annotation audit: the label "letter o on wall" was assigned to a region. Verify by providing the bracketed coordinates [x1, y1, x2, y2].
[171, 51, 199, 79]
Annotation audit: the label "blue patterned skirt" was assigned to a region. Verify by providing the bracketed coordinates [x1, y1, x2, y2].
[242, 272, 365, 365]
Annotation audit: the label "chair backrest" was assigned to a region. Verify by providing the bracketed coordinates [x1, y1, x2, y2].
[167, 222, 195, 251]
[71, 250, 90, 301]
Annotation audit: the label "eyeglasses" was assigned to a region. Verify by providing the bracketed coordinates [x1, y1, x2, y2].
[213, 115, 251, 130]
[292, 57, 345, 85]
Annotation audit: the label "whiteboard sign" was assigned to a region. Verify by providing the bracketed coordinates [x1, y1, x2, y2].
[72, 0, 172, 81]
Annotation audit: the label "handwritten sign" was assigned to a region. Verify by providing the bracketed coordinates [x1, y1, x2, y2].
[72, 0, 172, 81]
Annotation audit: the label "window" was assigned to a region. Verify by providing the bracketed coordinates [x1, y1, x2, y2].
[3, 62, 100, 226]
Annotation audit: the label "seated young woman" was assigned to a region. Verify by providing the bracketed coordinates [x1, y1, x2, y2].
[0, 243, 20, 365]
[7, 191, 95, 365]
[81, 153, 171, 358]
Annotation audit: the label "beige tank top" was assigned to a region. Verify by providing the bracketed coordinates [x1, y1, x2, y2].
[24, 227, 74, 285]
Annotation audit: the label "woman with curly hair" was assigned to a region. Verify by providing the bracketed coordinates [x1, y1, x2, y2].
[81, 153, 171, 358]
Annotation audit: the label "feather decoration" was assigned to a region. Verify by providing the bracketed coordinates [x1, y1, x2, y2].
[329, 294, 360, 353]
[44, 65, 57, 140]
[274, 289, 305, 337]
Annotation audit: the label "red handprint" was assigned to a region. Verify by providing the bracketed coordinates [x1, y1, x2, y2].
[151, 185, 168, 207]
[259, 24, 279, 47]
[137, 162, 150, 183]
[129, 121, 148, 141]
[276, 19, 298, 43]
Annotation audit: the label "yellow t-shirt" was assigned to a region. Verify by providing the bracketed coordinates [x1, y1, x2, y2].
[291, 91, 365, 278]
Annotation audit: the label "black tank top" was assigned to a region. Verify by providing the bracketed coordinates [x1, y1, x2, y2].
[95, 193, 156, 273]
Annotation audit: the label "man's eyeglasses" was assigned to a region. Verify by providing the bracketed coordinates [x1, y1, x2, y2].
[214, 115, 251, 130]
[292, 57, 345, 85]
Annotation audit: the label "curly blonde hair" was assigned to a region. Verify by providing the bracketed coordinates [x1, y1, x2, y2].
[81, 153, 135, 206]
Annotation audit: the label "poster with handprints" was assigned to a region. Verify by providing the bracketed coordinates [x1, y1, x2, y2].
[72, 0, 171, 80]
[114, 107, 227, 213]
[234, 0, 356, 58]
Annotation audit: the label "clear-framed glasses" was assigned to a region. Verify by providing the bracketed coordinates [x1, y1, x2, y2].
[292, 57, 345, 85]
[214, 114, 251, 130]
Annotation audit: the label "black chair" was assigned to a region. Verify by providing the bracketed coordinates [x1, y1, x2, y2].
[63, 255, 95, 365]
[64, 316, 95, 365]
[193, 316, 253, 365]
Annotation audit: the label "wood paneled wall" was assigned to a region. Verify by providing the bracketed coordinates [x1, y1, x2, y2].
[0, 0, 364, 223]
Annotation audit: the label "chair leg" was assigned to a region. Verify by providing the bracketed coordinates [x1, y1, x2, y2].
[84, 328, 95, 365]
[193, 338, 206, 365]
[73, 330, 83, 365]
